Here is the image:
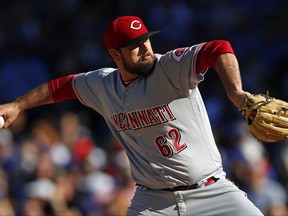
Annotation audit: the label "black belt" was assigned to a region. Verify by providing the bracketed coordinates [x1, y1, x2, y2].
[161, 176, 219, 192]
[136, 176, 219, 192]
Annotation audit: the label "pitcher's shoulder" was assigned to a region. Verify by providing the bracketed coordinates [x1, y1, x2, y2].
[87, 67, 118, 77]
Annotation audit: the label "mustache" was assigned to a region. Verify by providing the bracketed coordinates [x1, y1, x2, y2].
[141, 52, 153, 60]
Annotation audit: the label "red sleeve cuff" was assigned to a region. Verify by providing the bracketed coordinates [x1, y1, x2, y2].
[196, 40, 235, 74]
[48, 74, 79, 102]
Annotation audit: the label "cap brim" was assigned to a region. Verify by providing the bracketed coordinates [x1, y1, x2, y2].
[120, 31, 161, 48]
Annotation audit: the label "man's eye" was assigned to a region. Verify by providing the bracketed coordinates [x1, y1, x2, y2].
[130, 45, 139, 50]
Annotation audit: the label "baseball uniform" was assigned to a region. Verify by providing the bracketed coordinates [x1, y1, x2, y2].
[70, 43, 263, 215]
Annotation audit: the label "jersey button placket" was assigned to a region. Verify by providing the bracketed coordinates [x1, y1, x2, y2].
[123, 88, 129, 109]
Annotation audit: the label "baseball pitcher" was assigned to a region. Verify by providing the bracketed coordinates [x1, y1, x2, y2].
[2, 15, 285, 215]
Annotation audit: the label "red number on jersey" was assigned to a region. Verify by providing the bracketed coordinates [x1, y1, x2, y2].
[154, 128, 187, 158]
[155, 135, 173, 158]
[167, 128, 187, 152]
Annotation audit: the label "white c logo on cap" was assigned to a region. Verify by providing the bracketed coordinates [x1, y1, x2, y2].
[130, 20, 142, 30]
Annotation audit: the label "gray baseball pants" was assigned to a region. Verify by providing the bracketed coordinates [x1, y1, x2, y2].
[127, 178, 263, 216]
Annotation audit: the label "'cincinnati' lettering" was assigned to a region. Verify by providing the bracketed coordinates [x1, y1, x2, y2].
[110, 104, 176, 131]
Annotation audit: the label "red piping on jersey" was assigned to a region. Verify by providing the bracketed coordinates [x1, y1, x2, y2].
[196, 40, 235, 74]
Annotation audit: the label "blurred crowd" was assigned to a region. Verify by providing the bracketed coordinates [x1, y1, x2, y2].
[0, 0, 288, 215]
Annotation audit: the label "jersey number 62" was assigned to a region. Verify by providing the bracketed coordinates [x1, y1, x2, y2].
[154, 128, 187, 158]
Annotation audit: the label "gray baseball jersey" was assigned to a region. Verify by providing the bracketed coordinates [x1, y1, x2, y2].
[72, 43, 226, 189]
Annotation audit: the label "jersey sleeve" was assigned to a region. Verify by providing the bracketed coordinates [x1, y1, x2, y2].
[71, 72, 100, 108]
[71, 68, 116, 114]
[157, 40, 235, 92]
[157, 43, 205, 92]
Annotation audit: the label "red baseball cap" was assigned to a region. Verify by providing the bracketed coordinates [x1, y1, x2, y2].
[104, 16, 160, 50]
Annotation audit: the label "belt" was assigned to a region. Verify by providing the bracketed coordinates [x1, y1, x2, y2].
[160, 176, 219, 192]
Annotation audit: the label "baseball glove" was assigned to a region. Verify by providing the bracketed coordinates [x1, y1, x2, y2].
[240, 91, 288, 142]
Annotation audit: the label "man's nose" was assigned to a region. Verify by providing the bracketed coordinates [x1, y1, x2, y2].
[140, 41, 149, 52]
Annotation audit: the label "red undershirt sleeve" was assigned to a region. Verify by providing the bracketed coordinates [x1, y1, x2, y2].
[196, 40, 235, 74]
[48, 74, 79, 102]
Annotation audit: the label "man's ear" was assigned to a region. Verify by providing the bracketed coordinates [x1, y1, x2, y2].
[109, 49, 121, 61]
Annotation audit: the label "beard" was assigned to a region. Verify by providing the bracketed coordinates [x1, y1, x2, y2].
[120, 52, 157, 77]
